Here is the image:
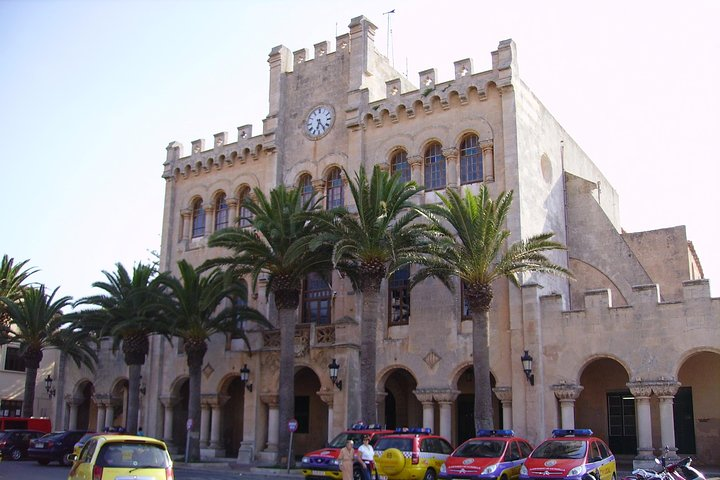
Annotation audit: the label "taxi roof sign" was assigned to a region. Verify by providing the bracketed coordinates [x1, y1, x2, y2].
[476, 429, 515, 437]
[552, 429, 593, 437]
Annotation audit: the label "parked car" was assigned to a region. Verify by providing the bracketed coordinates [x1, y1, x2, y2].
[66, 434, 174, 480]
[28, 430, 87, 466]
[0, 416, 51, 433]
[519, 429, 616, 480]
[440, 430, 534, 480]
[0, 429, 45, 461]
[301, 423, 393, 480]
[374, 427, 454, 480]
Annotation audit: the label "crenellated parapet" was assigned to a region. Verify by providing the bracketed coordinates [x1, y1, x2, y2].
[163, 122, 272, 180]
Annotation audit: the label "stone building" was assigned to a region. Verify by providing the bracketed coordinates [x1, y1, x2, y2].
[59, 15, 719, 468]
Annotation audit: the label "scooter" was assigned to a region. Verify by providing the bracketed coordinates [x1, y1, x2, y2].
[657, 452, 706, 480]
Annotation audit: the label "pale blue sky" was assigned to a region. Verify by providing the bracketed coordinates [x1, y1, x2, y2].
[2, 0, 718, 299]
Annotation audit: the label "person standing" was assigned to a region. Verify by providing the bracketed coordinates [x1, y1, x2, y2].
[339, 440, 357, 480]
[357, 436, 375, 480]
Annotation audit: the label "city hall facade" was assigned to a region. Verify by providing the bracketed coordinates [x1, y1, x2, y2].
[57, 16, 719, 467]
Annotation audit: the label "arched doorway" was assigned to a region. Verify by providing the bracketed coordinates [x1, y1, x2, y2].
[172, 379, 189, 453]
[576, 357, 633, 454]
[75, 381, 94, 430]
[294, 366, 327, 458]
[454, 367, 501, 445]
[221, 376, 245, 457]
[382, 368, 420, 430]
[677, 351, 720, 463]
[109, 379, 128, 430]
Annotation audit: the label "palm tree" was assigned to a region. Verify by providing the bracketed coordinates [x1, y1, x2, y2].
[315, 165, 437, 423]
[418, 186, 571, 429]
[158, 259, 269, 462]
[0, 285, 97, 417]
[206, 184, 330, 461]
[75, 262, 171, 434]
[0, 255, 37, 325]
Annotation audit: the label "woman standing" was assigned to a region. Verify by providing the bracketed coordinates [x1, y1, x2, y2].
[339, 439, 357, 480]
[357, 435, 375, 480]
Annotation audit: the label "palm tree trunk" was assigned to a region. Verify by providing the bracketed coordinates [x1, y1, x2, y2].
[277, 306, 296, 464]
[360, 286, 381, 424]
[126, 364, 141, 434]
[22, 365, 38, 418]
[186, 348, 204, 462]
[472, 308, 493, 430]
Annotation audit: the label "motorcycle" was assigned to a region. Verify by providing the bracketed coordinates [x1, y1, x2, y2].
[657, 450, 706, 480]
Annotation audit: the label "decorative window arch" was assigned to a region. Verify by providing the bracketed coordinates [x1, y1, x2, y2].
[460, 134, 482, 184]
[299, 173, 313, 206]
[302, 272, 332, 324]
[214, 192, 229, 231]
[391, 150, 411, 182]
[326, 167, 343, 209]
[424, 142, 446, 191]
[191, 198, 205, 238]
[238, 187, 253, 228]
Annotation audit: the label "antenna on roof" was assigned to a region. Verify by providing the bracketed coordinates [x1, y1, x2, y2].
[383, 9, 395, 66]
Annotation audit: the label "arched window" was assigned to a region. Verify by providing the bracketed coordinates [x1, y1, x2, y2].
[391, 150, 411, 183]
[460, 134, 482, 184]
[302, 272, 332, 324]
[191, 198, 205, 238]
[388, 266, 411, 325]
[238, 188, 253, 228]
[299, 174, 314, 206]
[214, 193, 229, 231]
[326, 167, 343, 209]
[424, 143, 446, 191]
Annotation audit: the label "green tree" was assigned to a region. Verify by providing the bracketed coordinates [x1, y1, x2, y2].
[75, 262, 170, 434]
[0, 255, 37, 325]
[159, 259, 269, 462]
[206, 184, 330, 461]
[315, 165, 437, 423]
[418, 186, 571, 429]
[0, 285, 97, 418]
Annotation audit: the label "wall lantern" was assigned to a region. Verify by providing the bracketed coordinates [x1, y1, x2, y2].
[328, 358, 343, 391]
[240, 364, 253, 392]
[520, 350, 535, 386]
[45, 374, 56, 398]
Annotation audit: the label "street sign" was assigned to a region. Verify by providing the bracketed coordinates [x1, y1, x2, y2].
[288, 419, 298, 433]
[186, 418, 193, 431]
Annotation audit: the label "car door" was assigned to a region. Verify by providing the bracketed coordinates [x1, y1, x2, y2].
[586, 442, 605, 480]
[596, 441, 615, 480]
[503, 442, 523, 480]
[69, 438, 98, 480]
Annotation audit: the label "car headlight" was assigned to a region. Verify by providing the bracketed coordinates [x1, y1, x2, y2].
[482, 465, 499, 475]
[302, 457, 310, 463]
[330, 459, 340, 466]
[520, 465, 528, 475]
[569, 466, 587, 476]
[440, 464, 447, 474]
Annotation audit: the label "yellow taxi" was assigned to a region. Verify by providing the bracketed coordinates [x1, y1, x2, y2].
[67, 434, 173, 480]
[519, 429, 616, 480]
[374, 428, 454, 480]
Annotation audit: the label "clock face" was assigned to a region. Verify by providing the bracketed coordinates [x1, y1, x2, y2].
[306, 106, 334, 138]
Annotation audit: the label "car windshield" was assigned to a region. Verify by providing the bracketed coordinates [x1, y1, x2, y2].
[39, 432, 67, 441]
[374, 438, 413, 451]
[96, 443, 170, 468]
[453, 440, 506, 458]
[77, 433, 97, 444]
[531, 440, 587, 459]
[328, 432, 368, 448]
[0, 432, 11, 440]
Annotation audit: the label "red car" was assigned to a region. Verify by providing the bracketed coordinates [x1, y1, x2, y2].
[440, 430, 533, 480]
[301, 424, 393, 480]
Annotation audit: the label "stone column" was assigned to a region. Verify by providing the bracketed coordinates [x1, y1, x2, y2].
[652, 381, 680, 459]
[628, 382, 654, 462]
[226, 197, 239, 226]
[414, 390, 435, 431]
[203, 204, 213, 236]
[66, 395, 83, 430]
[95, 403, 106, 432]
[551, 383, 584, 429]
[318, 390, 335, 444]
[492, 387, 513, 430]
[434, 390, 460, 441]
[480, 141, 494, 182]
[180, 209, 191, 241]
[311, 179, 326, 195]
[443, 147, 459, 189]
[209, 395, 230, 450]
[200, 400, 211, 447]
[160, 396, 179, 447]
[262, 394, 280, 453]
[408, 155, 424, 204]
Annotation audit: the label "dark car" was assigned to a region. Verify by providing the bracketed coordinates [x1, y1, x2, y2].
[0, 429, 45, 461]
[28, 430, 87, 466]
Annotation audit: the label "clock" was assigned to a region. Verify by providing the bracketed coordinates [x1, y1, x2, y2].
[305, 105, 334, 139]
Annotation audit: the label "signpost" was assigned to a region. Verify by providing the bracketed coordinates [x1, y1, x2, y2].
[287, 419, 298, 472]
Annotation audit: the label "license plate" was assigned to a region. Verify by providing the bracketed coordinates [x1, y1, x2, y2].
[312, 470, 327, 476]
[379, 476, 388, 480]
[35, 443, 45, 448]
